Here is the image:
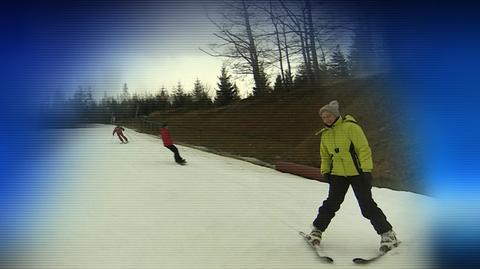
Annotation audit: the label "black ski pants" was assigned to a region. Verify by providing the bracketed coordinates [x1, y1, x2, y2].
[165, 145, 183, 163]
[313, 174, 392, 235]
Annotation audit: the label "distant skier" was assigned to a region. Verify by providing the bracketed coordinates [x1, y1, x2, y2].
[159, 123, 186, 165]
[306, 100, 399, 252]
[112, 125, 128, 144]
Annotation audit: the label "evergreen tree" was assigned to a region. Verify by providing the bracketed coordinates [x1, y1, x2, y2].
[252, 63, 271, 96]
[192, 78, 212, 109]
[329, 44, 349, 78]
[232, 83, 240, 100]
[284, 70, 294, 89]
[140, 93, 154, 116]
[349, 24, 379, 77]
[71, 86, 96, 122]
[121, 83, 130, 102]
[273, 75, 284, 92]
[293, 63, 309, 87]
[131, 93, 139, 117]
[215, 67, 240, 106]
[172, 82, 192, 109]
[72, 86, 94, 109]
[155, 87, 170, 110]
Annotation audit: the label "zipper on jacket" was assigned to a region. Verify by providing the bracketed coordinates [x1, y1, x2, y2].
[332, 124, 348, 177]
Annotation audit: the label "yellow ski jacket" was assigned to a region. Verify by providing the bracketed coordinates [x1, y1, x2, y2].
[317, 115, 373, 176]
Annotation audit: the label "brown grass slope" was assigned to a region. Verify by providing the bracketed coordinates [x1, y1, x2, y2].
[126, 76, 424, 194]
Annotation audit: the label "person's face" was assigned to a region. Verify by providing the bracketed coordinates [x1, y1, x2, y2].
[320, 110, 337, 126]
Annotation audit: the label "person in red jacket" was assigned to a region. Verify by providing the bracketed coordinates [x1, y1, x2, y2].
[112, 125, 128, 143]
[159, 123, 186, 164]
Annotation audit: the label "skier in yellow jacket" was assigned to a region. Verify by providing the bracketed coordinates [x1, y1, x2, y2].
[306, 100, 399, 253]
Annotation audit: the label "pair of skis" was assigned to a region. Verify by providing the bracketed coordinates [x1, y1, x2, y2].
[299, 231, 399, 264]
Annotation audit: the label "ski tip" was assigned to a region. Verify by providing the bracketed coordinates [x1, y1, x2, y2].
[352, 251, 386, 264]
[353, 258, 369, 264]
[323, 257, 334, 263]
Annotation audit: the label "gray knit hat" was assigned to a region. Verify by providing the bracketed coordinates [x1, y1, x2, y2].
[319, 100, 340, 117]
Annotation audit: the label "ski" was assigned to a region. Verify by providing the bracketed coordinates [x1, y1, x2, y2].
[352, 252, 386, 264]
[352, 242, 401, 264]
[299, 231, 334, 263]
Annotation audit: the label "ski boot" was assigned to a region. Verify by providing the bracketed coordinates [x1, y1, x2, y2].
[379, 230, 399, 252]
[306, 226, 323, 246]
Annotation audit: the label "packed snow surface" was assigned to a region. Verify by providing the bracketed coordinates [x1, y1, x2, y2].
[19, 124, 435, 268]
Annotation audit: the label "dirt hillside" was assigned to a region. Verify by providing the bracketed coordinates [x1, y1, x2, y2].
[125, 76, 424, 194]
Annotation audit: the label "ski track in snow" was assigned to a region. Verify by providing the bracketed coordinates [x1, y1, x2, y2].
[16, 124, 436, 269]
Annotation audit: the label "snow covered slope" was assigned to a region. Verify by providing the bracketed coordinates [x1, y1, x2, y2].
[17, 124, 435, 269]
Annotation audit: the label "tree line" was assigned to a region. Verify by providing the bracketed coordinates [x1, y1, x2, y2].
[45, 0, 382, 126]
[44, 66, 243, 126]
[45, 42, 359, 127]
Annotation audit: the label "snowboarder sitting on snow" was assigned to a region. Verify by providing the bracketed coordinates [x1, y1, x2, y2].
[307, 100, 399, 252]
[159, 123, 186, 165]
[112, 125, 128, 144]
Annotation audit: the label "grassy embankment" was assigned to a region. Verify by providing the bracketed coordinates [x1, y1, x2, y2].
[124, 77, 424, 194]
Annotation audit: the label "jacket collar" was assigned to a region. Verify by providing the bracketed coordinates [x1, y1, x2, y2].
[325, 116, 342, 128]
[316, 115, 357, 135]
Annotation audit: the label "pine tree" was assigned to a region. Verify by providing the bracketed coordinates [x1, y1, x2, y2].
[252, 63, 271, 96]
[232, 83, 240, 100]
[329, 45, 349, 78]
[349, 24, 378, 77]
[172, 82, 192, 109]
[284, 70, 294, 89]
[215, 67, 240, 107]
[121, 83, 130, 102]
[155, 86, 170, 110]
[71, 86, 95, 122]
[294, 63, 309, 87]
[273, 75, 284, 92]
[192, 78, 212, 109]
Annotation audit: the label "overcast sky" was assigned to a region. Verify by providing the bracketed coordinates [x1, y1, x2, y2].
[19, 0, 361, 102]
[29, 1, 228, 100]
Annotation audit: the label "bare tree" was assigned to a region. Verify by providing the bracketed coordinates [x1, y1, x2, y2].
[268, 0, 285, 84]
[202, 0, 271, 96]
[281, 23, 294, 86]
[258, 0, 297, 87]
[278, 0, 313, 83]
[203, 0, 360, 92]
[305, 0, 320, 79]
